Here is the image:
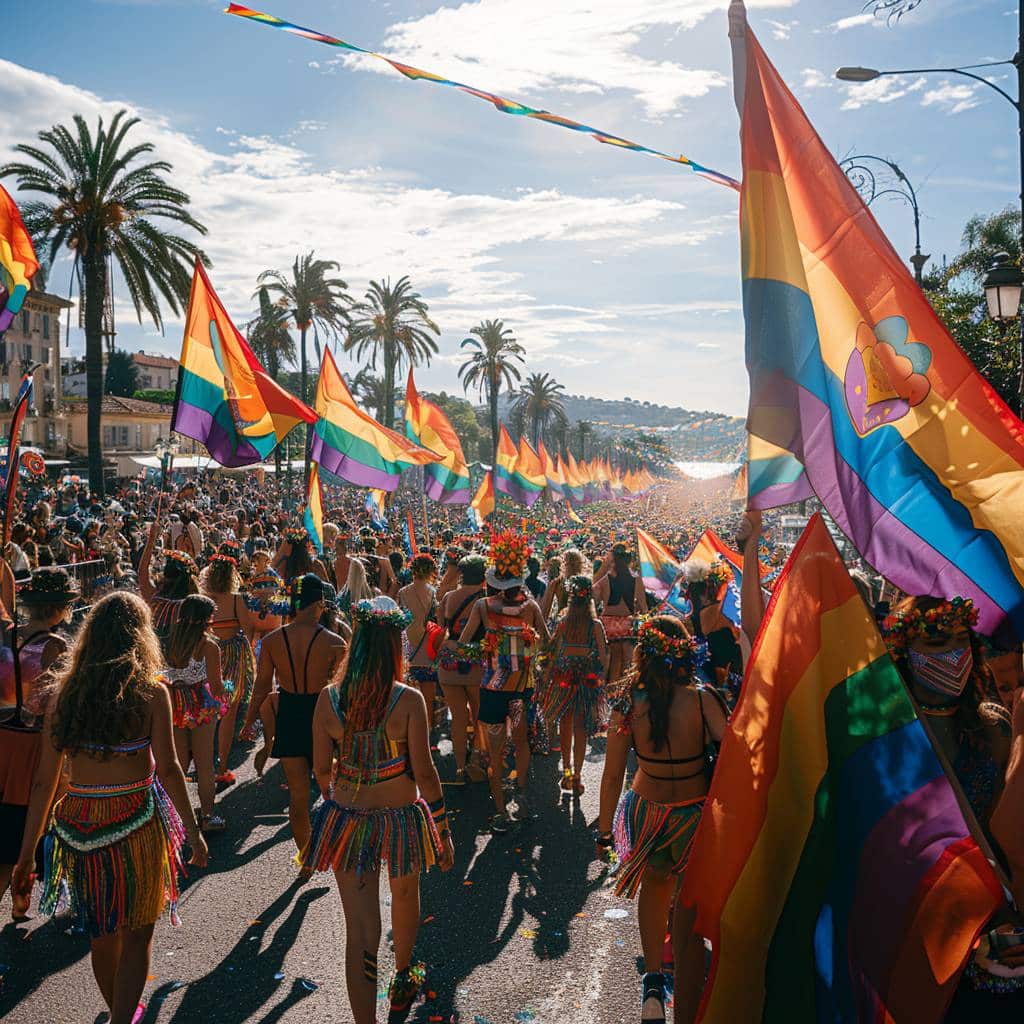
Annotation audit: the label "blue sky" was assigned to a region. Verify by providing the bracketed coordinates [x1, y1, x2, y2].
[1, 0, 1018, 415]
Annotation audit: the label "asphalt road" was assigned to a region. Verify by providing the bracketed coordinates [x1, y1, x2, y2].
[1, 736, 657, 1024]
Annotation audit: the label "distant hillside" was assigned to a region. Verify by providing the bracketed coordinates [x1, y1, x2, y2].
[494, 393, 746, 462]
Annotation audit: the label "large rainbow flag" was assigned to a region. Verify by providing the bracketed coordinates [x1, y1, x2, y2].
[470, 470, 495, 525]
[173, 262, 316, 467]
[404, 369, 471, 504]
[636, 527, 680, 600]
[494, 425, 542, 507]
[682, 514, 1003, 1023]
[739, 28, 1024, 639]
[516, 436, 548, 498]
[311, 349, 440, 491]
[0, 186, 39, 334]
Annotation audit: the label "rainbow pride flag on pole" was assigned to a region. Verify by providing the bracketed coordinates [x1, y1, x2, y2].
[494, 425, 541, 507]
[689, 528, 745, 626]
[0, 186, 39, 334]
[538, 440, 565, 501]
[303, 461, 324, 554]
[311, 350, 440, 491]
[636, 528, 680, 600]
[739, 27, 1024, 639]
[404, 370, 471, 504]
[682, 514, 1003, 1024]
[173, 261, 316, 467]
[470, 470, 496, 526]
[563, 453, 586, 504]
[516, 436, 547, 500]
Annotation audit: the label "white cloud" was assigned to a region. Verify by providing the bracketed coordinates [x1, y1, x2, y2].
[765, 19, 797, 40]
[841, 75, 926, 110]
[325, 0, 796, 118]
[0, 58, 737, 387]
[832, 13, 876, 30]
[921, 80, 981, 115]
[801, 68, 831, 90]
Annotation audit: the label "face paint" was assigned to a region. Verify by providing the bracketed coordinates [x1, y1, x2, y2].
[908, 647, 973, 700]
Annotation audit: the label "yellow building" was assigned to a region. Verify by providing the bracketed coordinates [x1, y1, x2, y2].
[0, 290, 73, 451]
[63, 395, 176, 476]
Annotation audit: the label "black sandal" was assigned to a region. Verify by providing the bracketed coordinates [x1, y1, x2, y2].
[641, 971, 666, 1024]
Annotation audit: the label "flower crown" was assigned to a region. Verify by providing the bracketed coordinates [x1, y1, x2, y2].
[882, 597, 979, 651]
[164, 549, 199, 576]
[567, 574, 593, 600]
[635, 618, 709, 673]
[250, 569, 283, 591]
[353, 598, 413, 630]
[489, 530, 530, 579]
[284, 527, 309, 545]
[684, 558, 730, 592]
[210, 553, 238, 568]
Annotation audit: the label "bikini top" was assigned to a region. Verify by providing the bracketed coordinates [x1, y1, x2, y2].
[78, 736, 152, 758]
[329, 683, 410, 787]
[617, 685, 712, 782]
[161, 657, 207, 687]
[211, 595, 242, 632]
[281, 624, 324, 694]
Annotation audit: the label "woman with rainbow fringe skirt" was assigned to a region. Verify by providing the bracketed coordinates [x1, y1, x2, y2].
[12, 593, 207, 1024]
[597, 616, 727, 1024]
[302, 596, 454, 1023]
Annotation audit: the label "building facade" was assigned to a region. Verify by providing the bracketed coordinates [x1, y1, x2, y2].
[0, 291, 73, 451]
[132, 351, 178, 392]
[63, 395, 178, 476]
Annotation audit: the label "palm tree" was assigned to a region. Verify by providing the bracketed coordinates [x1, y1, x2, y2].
[511, 372, 568, 447]
[350, 368, 389, 424]
[344, 277, 439, 429]
[574, 420, 594, 460]
[1, 110, 208, 495]
[945, 207, 1021, 286]
[257, 252, 352, 405]
[247, 286, 297, 479]
[458, 319, 525, 458]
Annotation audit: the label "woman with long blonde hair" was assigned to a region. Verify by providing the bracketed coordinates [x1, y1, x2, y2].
[13, 593, 206, 1024]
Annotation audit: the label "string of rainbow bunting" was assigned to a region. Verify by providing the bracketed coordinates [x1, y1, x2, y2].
[224, 4, 739, 191]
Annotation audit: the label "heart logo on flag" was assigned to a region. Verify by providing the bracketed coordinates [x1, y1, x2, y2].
[844, 316, 932, 436]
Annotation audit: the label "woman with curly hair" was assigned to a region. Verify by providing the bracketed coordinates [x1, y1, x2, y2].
[541, 547, 587, 621]
[273, 528, 328, 585]
[201, 552, 258, 785]
[541, 575, 608, 796]
[12, 592, 207, 1024]
[303, 596, 454, 1022]
[161, 594, 227, 831]
[399, 554, 440, 722]
[139, 515, 200, 644]
[597, 615, 727, 1024]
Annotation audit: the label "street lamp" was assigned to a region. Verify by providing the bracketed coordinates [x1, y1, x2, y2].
[839, 154, 929, 284]
[983, 253, 1024, 323]
[836, 11, 1024, 414]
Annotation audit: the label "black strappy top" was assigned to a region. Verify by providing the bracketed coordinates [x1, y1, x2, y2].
[630, 689, 711, 782]
[281, 625, 324, 693]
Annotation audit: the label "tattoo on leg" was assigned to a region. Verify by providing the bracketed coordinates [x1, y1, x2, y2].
[363, 950, 378, 983]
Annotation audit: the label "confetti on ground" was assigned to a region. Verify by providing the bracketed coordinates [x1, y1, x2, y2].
[604, 908, 629, 920]
[274, 972, 285, 981]
[575, 912, 588, 919]
[518, 928, 537, 939]
[457, 987, 469, 997]
[422, 915, 435, 924]
[168, 981, 186, 992]
[515, 1012, 536, 1022]
[249, 919, 262, 925]
[463, 881, 474, 887]
[474, 1017, 493, 1024]
[299, 978, 319, 991]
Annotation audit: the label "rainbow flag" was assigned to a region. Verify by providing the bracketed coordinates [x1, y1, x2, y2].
[636, 528, 680, 600]
[0, 186, 39, 334]
[224, 5, 738, 190]
[173, 262, 316, 467]
[404, 369, 471, 504]
[538, 440, 564, 501]
[365, 489, 388, 530]
[740, 29, 1024, 639]
[516, 436, 548, 498]
[494, 425, 541, 507]
[563, 452, 586, 503]
[311, 349, 440, 491]
[689, 528, 746, 627]
[303, 461, 324, 554]
[682, 514, 1002, 1024]
[470, 469, 496, 524]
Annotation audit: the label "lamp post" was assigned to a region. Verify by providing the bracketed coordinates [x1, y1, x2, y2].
[836, 9, 1024, 413]
[839, 154, 928, 284]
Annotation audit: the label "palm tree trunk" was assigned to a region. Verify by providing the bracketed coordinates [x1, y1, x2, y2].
[489, 375, 499, 464]
[83, 248, 106, 498]
[383, 337, 395, 430]
[300, 324, 310, 481]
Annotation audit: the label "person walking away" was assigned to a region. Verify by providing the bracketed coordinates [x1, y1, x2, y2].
[243, 573, 346, 860]
[13, 593, 207, 1024]
[303, 596, 454, 1022]
[594, 543, 646, 685]
[399, 554, 440, 726]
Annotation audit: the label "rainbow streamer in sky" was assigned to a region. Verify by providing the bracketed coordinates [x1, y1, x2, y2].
[225, 4, 739, 191]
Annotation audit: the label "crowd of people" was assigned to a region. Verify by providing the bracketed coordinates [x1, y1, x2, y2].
[0, 467, 1022, 1024]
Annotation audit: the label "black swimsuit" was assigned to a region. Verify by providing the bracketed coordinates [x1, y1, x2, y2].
[271, 625, 324, 762]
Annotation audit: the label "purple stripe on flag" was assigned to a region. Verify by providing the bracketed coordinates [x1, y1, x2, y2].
[310, 434, 400, 491]
[848, 773, 968, 1013]
[173, 400, 264, 468]
[424, 474, 471, 505]
[748, 475, 814, 510]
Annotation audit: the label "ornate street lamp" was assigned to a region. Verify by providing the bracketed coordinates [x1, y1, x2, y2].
[839, 154, 928, 284]
[983, 253, 1024, 324]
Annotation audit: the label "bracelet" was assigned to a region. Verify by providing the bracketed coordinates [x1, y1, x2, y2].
[596, 832, 613, 848]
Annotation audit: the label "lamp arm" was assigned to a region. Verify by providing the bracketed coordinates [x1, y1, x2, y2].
[878, 66, 1019, 110]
